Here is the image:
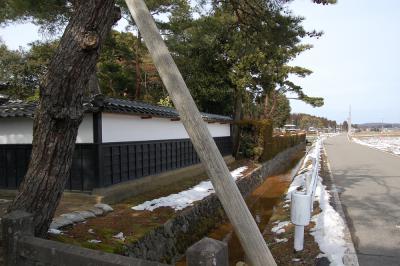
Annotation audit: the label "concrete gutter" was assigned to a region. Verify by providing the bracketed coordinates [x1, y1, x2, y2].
[93, 156, 235, 204]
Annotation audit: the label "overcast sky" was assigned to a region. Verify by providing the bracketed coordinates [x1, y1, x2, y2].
[0, 0, 399, 124]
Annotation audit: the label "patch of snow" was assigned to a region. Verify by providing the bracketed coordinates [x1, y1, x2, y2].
[292, 258, 301, 262]
[310, 161, 347, 264]
[286, 174, 306, 199]
[271, 221, 290, 234]
[275, 237, 288, 243]
[353, 137, 400, 155]
[88, 239, 102, 244]
[132, 166, 248, 211]
[48, 228, 63, 235]
[113, 232, 126, 241]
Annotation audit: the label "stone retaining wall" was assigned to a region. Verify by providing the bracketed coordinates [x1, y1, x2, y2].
[126, 143, 305, 264]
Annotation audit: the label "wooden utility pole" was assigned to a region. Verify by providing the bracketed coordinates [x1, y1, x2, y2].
[348, 105, 352, 136]
[135, 31, 142, 99]
[124, 1, 276, 265]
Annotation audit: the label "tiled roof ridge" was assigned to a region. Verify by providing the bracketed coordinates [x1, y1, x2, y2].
[0, 97, 232, 122]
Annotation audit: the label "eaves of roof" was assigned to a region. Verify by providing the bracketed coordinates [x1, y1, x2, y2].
[0, 97, 232, 123]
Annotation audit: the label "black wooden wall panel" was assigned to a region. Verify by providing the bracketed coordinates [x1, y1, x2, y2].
[98, 137, 232, 188]
[0, 144, 96, 191]
[0, 137, 232, 191]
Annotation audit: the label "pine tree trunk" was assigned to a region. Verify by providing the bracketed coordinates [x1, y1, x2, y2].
[263, 91, 270, 119]
[267, 91, 278, 119]
[7, 0, 120, 237]
[87, 68, 102, 97]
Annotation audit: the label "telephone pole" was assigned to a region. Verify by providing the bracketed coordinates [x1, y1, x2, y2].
[348, 105, 352, 136]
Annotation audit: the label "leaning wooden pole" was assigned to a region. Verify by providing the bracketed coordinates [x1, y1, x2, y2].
[124, 1, 276, 265]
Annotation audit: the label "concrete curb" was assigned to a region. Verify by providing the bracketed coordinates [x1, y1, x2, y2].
[322, 145, 359, 266]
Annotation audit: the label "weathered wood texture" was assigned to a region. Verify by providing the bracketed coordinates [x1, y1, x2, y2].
[124, 1, 276, 265]
[8, 0, 120, 236]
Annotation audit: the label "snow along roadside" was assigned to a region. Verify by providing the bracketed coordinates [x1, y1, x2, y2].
[285, 137, 354, 266]
[352, 137, 400, 157]
[131, 166, 248, 211]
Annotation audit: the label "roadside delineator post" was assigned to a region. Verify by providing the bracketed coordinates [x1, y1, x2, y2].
[291, 141, 321, 251]
[123, 1, 277, 265]
[291, 192, 311, 251]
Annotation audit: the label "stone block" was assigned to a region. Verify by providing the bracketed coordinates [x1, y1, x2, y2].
[88, 207, 104, 216]
[94, 203, 113, 213]
[60, 212, 85, 223]
[75, 210, 96, 219]
[2, 210, 34, 266]
[50, 216, 73, 229]
[186, 237, 228, 266]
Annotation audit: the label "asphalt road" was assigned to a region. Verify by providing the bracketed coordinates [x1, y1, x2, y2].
[324, 135, 400, 266]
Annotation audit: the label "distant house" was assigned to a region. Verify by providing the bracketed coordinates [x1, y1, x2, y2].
[0, 98, 232, 191]
[283, 124, 299, 133]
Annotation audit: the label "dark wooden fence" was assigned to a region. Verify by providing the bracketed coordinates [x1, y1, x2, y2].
[0, 144, 96, 191]
[0, 137, 232, 191]
[99, 137, 232, 187]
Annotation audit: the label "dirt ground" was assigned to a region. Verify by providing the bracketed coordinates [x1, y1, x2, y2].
[50, 160, 257, 254]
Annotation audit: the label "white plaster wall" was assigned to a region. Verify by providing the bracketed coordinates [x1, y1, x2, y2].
[77, 114, 94, 143]
[0, 114, 94, 144]
[101, 113, 230, 143]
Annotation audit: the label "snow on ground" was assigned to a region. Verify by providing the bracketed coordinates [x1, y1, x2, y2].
[275, 237, 288, 243]
[286, 139, 321, 198]
[271, 221, 290, 234]
[48, 228, 63, 235]
[311, 177, 346, 266]
[353, 136, 400, 155]
[132, 166, 248, 211]
[88, 239, 102, 244]
[285, 137, 347, 265]
[113, 232, 126, 241]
